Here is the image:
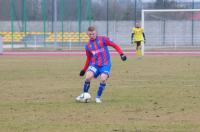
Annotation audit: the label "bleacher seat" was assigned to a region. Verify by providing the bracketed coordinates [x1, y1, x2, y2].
[0, 32, 89, 43]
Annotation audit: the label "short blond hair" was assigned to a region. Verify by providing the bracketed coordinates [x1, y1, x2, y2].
[87, 26, 96, 32]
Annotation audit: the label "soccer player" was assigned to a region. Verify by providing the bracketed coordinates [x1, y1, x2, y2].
[76, 26, 127, 103]
[131, 22, 146, 57]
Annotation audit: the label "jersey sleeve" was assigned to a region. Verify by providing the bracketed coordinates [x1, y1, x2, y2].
[82, 48, 92, 71]
[104, 37, 123, 55]
[132, 28, 135, 33]
[141, 28, 144, 33]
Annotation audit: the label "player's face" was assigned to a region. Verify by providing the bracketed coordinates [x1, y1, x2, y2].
[87, 31, 97, 40]
[135, 23, 141, 28]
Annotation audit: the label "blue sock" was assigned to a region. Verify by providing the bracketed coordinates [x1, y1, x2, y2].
[96, 83, 106, 98]
[83, 81, 90, 93]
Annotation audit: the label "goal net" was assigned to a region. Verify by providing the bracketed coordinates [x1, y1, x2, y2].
[141, 9, 200, 50]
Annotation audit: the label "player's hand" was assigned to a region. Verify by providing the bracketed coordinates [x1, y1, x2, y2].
[120, 54, 127, 61]
[131, 41, 133, 44]
[144, 39, 146, 44]
[79, 70, 85, 76]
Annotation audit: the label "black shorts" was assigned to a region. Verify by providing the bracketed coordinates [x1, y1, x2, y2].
[135, 41, 141, 47]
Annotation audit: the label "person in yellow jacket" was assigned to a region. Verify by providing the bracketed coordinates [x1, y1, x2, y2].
[131, 23, 146, 57]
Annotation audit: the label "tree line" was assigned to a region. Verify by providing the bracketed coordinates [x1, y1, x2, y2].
[0, 0, 197, 21]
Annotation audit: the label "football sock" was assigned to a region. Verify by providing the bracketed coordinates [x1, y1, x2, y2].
[96, 82, 106, 98]
[83, 81, 90, 93]
[136, 47, 142, 57]
[138, 49, 142, 56]
[136, 49, 139, 56]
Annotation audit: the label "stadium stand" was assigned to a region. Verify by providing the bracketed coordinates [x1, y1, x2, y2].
[0, 32, 89, 43]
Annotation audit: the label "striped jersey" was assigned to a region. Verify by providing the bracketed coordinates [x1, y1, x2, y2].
[82, 36, 123, 71]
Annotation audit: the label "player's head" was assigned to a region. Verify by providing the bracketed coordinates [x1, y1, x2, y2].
[135, 22, 141, 28]
[87, 26, 97, 40]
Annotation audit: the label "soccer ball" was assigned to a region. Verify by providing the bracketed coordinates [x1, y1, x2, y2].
[76, 92, 91, 103]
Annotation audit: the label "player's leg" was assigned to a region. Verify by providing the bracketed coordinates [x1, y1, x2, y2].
[137, 41, 142, 57]
[96, 65, 111, 103]
[141, 41, 144, 56]
[96, 73, 108, 103]
[76, 66, 97, 102]
[82, 71, 94, 92]
[82, 65, 99, 92]
[135, 41, 140, 56]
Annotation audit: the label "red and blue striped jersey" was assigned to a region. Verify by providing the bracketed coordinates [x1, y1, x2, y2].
[82, 36, 124, 71]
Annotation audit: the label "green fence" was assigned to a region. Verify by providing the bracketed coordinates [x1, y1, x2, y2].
[0, 0, 93, 49]
[0, 0, 199, 50]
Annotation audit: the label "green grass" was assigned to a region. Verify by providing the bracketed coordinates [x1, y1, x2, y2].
[0, 56, 200, 132]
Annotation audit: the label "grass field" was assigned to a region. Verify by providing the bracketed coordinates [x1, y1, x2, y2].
[0, 55, 200, 132]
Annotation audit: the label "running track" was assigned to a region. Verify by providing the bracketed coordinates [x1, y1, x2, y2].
[1, 50, 200, 56]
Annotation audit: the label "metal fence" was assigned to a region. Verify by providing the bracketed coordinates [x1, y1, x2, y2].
[0, 0, 200, 50]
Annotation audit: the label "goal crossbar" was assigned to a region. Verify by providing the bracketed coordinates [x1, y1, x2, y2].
[141, 9, 200, 27]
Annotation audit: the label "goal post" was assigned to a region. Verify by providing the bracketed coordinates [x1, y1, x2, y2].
[0, 35, 3, 54]
[141, 9, 200, 51]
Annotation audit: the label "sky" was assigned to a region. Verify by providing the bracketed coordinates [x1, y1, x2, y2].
[142, 0, 200, 2]
[93, 0, 200, 3]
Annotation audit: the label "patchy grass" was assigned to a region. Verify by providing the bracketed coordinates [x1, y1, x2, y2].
[0, 56, 200, 132]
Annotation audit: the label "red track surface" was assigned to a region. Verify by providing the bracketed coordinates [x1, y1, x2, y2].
[1, 50, 200, 57]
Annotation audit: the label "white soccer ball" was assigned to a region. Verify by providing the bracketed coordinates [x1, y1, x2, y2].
[77, 93, 91, 103]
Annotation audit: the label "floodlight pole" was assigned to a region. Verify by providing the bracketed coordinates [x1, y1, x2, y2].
[54, 0, 57, 48]
[134, 0, 137, 23]
[106, 0, 109, 36]
[192, 0, 194, 46]
[77, 0, 82, 45]
[10, 0, 14, 48]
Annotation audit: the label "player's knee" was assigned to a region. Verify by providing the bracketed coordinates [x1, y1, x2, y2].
[85, 76, 93, 81]
[100, 75, 108, 83]
[100, 80, 106, 84]
[85, 78, 91, 82]
[85, 72, 94, 81]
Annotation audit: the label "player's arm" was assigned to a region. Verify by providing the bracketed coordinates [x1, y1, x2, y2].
[142, 32, 146, 40]
[80, 50, 92, 76]
[131, 33, 134, 44]
[141, 28, 146, 43]
[104, 37, 127, 61]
